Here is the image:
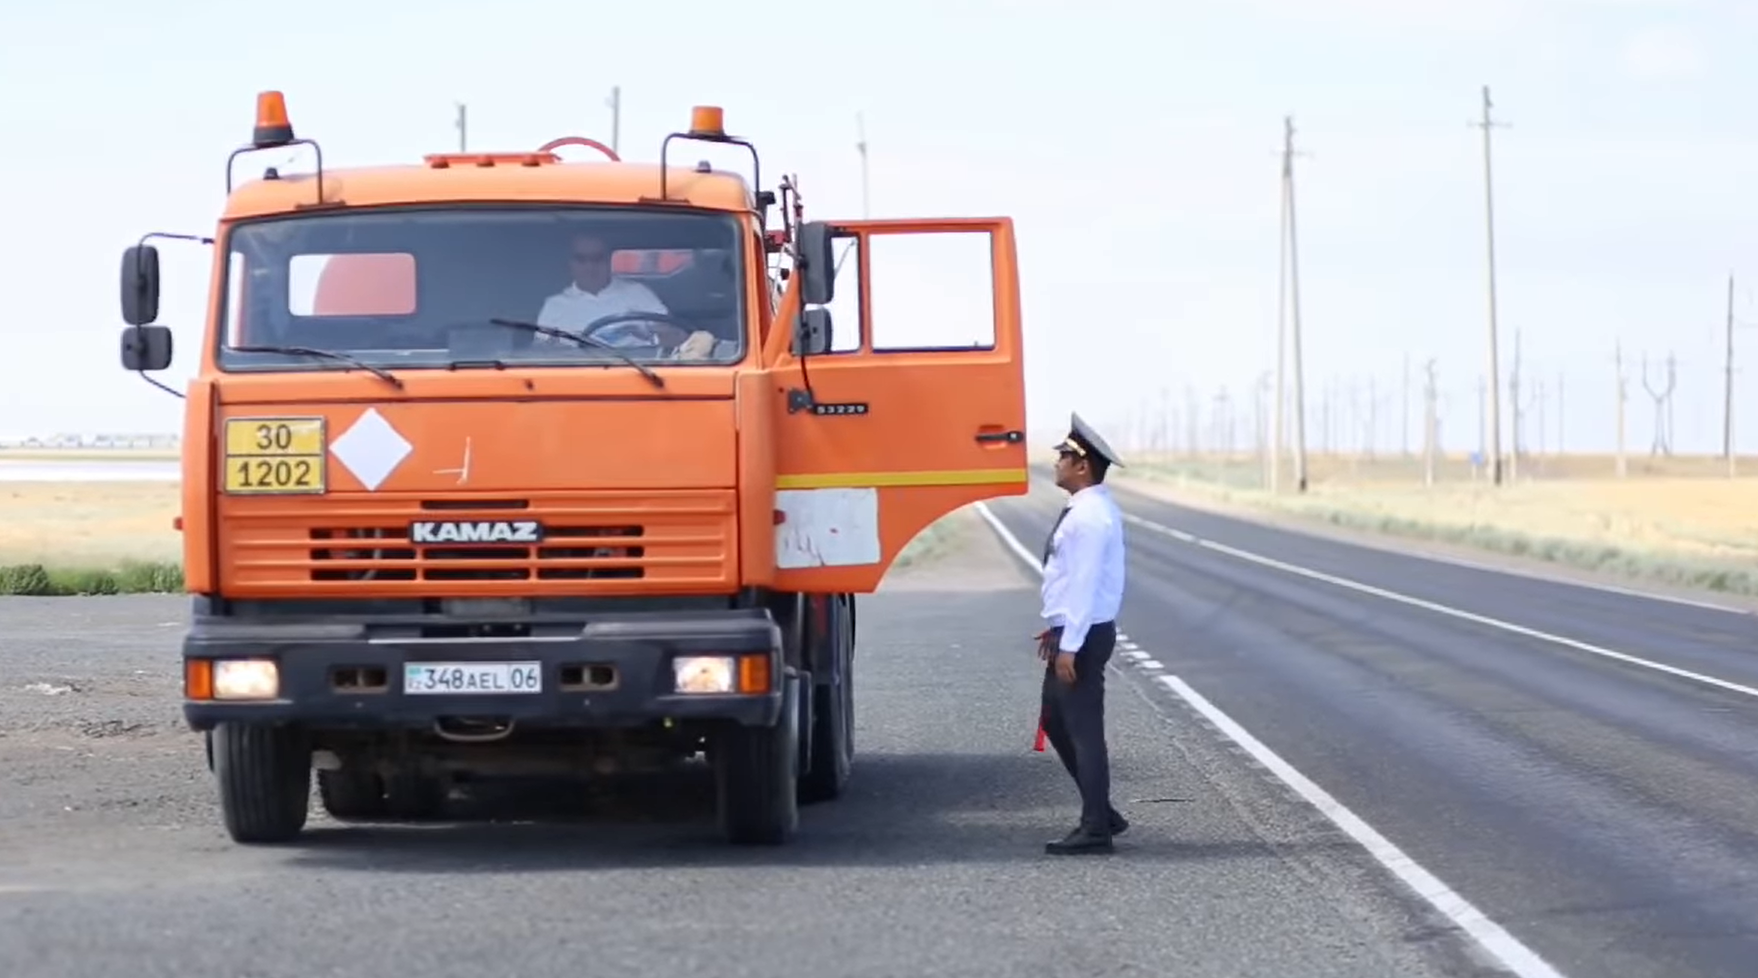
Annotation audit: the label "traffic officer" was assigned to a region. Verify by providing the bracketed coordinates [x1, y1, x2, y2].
[1035, 412, 1128, 855]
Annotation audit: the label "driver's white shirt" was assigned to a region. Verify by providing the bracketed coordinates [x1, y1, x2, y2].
[534, 279, 669, 346]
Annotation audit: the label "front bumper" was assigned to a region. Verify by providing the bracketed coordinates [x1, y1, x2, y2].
[179, 609, 784, 731]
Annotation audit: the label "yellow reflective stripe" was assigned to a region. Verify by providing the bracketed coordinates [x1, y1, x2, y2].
[775, 468, 1029, 490]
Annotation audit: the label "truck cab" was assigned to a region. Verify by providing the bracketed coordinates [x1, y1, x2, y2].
[118, 93, 1028, 846]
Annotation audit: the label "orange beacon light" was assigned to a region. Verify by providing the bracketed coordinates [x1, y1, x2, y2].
[252, 90, 295, 148]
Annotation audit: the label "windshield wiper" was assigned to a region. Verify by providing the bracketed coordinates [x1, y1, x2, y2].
[231, 345, 404, 389]
[487, 318, 664, 389]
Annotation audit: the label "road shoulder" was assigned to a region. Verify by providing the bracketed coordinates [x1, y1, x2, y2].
[1111, 473, 1758, 614]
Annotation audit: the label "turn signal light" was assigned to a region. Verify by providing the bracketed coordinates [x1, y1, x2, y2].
[737, 653, 770, 694]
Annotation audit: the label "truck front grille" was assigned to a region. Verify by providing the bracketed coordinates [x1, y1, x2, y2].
[308, 522, 647, 581]
[220, 491, 736, 596]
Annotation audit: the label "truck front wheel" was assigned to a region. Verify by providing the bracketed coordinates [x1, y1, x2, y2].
[212, 722, 312, 844]
[714, 673, 801, 845]
[317, 767, 386, 821]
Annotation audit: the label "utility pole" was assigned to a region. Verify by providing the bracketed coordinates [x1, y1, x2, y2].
[1255, 372, 1272, 486]
[1185, 384, 1200, 456]
[1402, 353, 1411, 457]
[606, 86, 621, 155]
[1272, 116, 1311, 493]
[1159, 387, 1170, 457]
[1471, 84, 1510, 486]
[1556, 371, 1565, 456]
[1475, 376, 1486, 476]
[1508, 327, 1523, 482]
[1534, 378, 1547, 457]
[1286, 117, 1310, 491]
[1423, 358, 1439, 487]
[856, 112, 871, 219]
[1725, 272, 1736, 474]
[1366, 376, 1379, 459]
[1643, 352, 1675, 456]
[1615, 342, 1629, 478]
[455, 102, 467, 152]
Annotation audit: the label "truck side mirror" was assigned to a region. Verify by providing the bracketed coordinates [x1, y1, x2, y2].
[793, 308, 833, 356]
[798, 221, 835, 306]
[121, 244, 161, 326]
[121, 325, 174, 372]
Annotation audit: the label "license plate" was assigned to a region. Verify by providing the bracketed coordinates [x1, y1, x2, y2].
[403, 661, 542, 695]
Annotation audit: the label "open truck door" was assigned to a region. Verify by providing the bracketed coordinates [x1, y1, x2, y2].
[766, 218, 1028, 592]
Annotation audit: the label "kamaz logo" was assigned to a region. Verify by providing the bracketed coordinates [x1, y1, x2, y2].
[409, 520, 544, 545]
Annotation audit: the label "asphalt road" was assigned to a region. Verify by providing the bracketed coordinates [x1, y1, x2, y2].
[983, 479, 1758, 978]
[0, 510, 1511, 978]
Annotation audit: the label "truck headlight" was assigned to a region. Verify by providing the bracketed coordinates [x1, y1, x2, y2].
[213, 659, 280, 700]
[673, 655, 735, 694]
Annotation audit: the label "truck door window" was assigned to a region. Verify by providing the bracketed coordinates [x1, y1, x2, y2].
[823, 232, 862, 353]
[868, 231, 997, 352]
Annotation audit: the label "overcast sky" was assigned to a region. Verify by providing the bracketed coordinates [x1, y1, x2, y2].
[5, 0, 1756, 456]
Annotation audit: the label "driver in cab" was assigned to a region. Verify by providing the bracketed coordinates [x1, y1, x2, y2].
[534, 233, 714, 358]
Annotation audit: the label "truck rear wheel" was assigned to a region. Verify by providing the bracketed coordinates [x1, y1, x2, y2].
[212, 722, 311, 844]
[714, 672, 801, 845]
[799, 610, 854, 803]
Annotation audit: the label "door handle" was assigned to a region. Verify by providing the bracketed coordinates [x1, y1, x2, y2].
[975, 429, 1023, 444]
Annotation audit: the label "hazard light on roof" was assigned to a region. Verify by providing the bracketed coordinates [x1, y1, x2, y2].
[253, 91, 295, 149]
[689, 106, 725, 139]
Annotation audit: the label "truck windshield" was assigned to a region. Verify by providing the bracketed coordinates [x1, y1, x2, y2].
[215, 206, 748, 371]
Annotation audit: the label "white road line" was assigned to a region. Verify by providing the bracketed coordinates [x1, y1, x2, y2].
[1107, 481, 1755, 617]
[1156, 673, 1567, 978]
[1119, 513, 1758, 701]
[973, 500, 1571, 978]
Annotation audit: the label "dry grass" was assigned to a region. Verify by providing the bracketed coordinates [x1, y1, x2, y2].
[0, 481, 181, 566]
[1116, 450, 1758, 594]
[0, 478, 979, 592]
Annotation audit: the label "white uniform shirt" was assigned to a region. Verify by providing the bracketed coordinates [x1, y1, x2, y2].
[1040, 483, 1126, 654]
[534, 279, 669, 346]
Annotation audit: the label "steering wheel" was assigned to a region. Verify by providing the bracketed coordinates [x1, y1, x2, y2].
[575, 310, 706, 355]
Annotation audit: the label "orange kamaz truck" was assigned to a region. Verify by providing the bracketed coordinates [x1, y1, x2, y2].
[116, 92, 1027, 846]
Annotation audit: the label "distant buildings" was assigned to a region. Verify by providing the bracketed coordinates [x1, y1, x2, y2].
[0, 433, 181, 449]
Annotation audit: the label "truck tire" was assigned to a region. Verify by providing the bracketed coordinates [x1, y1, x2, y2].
[317, 768, 387, 821]
[715, 672, 801, 845]
[799, 602, 853, 803]
[212, 722, 311, 844]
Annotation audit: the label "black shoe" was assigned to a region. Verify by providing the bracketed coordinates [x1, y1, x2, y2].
[1045, 827, 1114, 855]
[1064, 811, 1128, 838]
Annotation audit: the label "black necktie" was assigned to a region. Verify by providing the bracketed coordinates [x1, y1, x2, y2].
[1041, 505, 1071, 567]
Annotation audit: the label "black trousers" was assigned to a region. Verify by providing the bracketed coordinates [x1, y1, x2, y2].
[1040, 620, 1118, 833]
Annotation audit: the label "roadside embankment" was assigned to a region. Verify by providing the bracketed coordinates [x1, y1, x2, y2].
[1116, 452, 1758, 597]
